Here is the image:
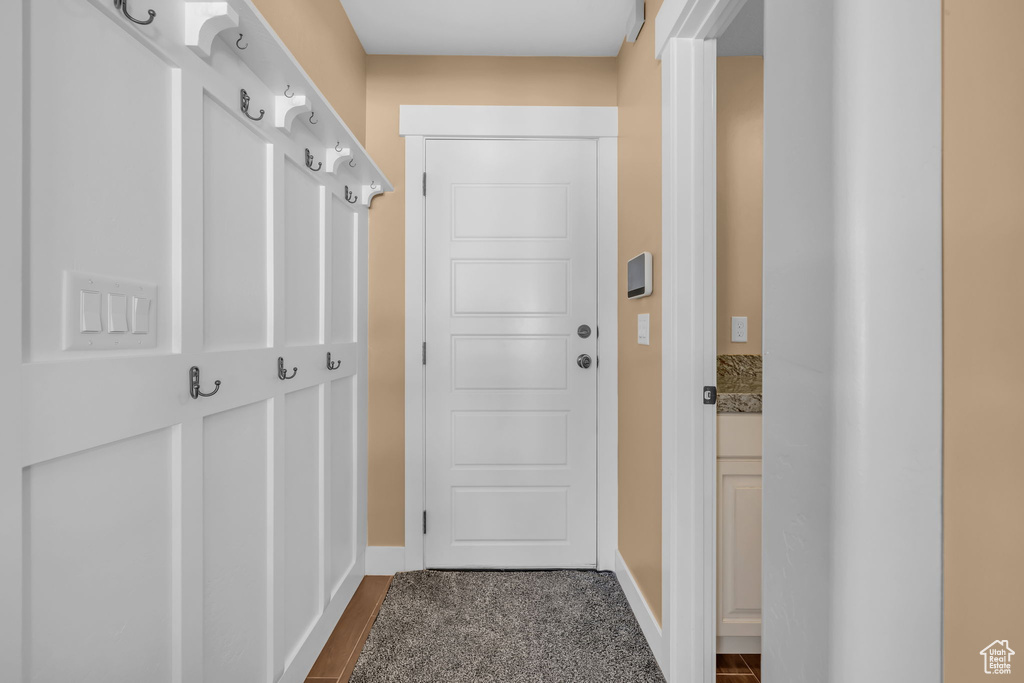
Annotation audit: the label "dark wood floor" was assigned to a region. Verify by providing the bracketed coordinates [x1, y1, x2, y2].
[305, 575, 393, 683]
[716, 653, 761, 682]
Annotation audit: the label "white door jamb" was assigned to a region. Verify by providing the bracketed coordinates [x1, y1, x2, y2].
[0, 1, 24, 678]
[401, 105, 619, 573]
[657, 1, 748, 681]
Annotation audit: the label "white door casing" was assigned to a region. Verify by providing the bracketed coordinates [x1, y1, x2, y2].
[11, 1, 390, 682]
[659, 0, 943, 681]
[401, 106, 619, 572]
[423, 139, 599, 569]
[0, 1, 24, 679]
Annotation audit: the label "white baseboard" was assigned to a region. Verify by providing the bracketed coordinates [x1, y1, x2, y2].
[616, 550, 665, 671]
[366, 546, 406, 575]
[717, 635, 761, 654]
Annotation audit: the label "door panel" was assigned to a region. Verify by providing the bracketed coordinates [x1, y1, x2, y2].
[453, 336, 569, 390]
[452, 184, 569, 240]
[452, 411, 569, 468]
[424, 139, 598, 568]
[453, 260, 570, 315]
[452, 487, 570, 542]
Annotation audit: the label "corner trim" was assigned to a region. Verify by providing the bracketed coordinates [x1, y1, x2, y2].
[626, 0, 646, 42]
[616, 551, 665, 671]
[655, 0, 749, 58]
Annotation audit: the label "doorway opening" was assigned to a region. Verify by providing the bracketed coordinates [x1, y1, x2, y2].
[400, 106, 620, 574]
[713, 0, 764, 671]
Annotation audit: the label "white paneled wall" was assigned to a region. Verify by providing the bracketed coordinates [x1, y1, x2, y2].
[15, 1, 389, 682]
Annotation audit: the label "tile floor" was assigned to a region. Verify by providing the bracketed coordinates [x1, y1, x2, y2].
[716, 653, 761, 682]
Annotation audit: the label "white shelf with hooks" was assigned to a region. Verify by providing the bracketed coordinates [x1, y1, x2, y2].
[183, 0, 392, 197]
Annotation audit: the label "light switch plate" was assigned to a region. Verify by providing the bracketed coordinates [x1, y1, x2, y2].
[638, 313, 650, 346]
[731, 316, 748, 343]
[63, 271, 157, 350]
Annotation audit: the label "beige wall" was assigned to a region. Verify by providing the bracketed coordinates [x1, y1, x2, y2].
[251, 0, 367, 145]
[364, 56, 619, 546]
[943, 1, 1024, 678]
[616, 0, 664, 624]
[716, 57, 763, 355]
[261, 4, 666, 621]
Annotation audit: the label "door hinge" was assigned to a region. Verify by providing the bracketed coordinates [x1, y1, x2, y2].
[703, 386, 717, 405]
[422, 342, 426, 365]
[422, 172, 426, 197]
[423, 510, 427, 534]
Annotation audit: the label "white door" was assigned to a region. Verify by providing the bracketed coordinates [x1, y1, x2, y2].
[423, 139, 598, 569]
[12, 1, 379, 681]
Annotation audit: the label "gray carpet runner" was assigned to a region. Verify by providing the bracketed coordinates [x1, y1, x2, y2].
[350, 570, 665, 682]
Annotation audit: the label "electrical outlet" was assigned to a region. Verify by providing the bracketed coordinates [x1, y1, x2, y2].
[638, 313, 650, 346]
[731, 316, 748, 343]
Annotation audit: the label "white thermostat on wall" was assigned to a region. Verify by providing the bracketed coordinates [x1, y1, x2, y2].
[627, 252, 653, 299]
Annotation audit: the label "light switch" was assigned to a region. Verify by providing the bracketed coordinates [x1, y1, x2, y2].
[132, 296, 151, 334]
[64, 271, 157, 350]
[638, 313, 650, 346]
[80, 290, 102, 333]
[108, 293, 128, 333]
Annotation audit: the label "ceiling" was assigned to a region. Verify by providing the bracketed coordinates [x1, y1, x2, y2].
[339, 0, 636, 57]
[718, 0, 763, 57]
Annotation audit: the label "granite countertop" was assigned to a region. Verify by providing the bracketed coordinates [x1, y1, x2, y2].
[718, 354, 762, 414]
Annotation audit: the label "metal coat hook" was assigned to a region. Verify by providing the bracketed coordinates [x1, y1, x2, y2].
[309, 111, 318, 125]
[345, 186, 358, 204]
[327, 352, 341, 371]
[114, 0, 155, 25]
[335, 141, 343, 152]
[240, 89, 265, 122]
[348, 158, 357, 168]
[370, 180, 380, 191]
[189, 366, 221, 400]
[284, 85, 293, 98]
[236, 33, 248, 50]
[305, 148, 322, 172]
[278, 357, 298, 380]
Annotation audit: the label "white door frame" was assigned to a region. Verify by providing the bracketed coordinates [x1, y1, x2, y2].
[657, 1, 944, 682]
[400, 105, 619, 572]
[0, 0, 24, 678]
[656, 1, 749, 682]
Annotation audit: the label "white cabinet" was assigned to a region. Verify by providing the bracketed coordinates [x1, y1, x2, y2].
[717, 415, 762, 650]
